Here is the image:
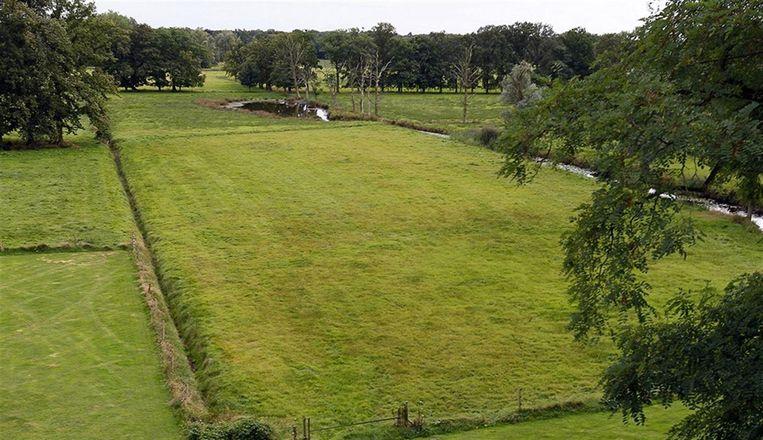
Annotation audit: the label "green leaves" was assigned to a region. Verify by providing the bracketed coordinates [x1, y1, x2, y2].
[498, 1, 762, 437]
[562, 186, 698, 340]
[0, 0, 115, 145]
[602, 273, 763, 439]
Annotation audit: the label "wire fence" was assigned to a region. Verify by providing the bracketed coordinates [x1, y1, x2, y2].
[292, 402, 413, 439]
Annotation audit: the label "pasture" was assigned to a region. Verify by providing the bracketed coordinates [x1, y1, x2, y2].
[429, 405, 690, 439]
[0, 251, 180, 439]
[110, 71, 762, 436]
[0, 139, 181, 438]
[1, 69, 759, 439]
[0, 141, 133, 250]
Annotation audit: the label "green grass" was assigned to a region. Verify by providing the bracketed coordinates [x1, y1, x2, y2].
[0, 251, 181, 439]
[0, 141, 133, 250]
[429, 405, 690, 439]
[110, 70, 368, 142]
[112, 74, 762, 437]
[325, 91, 503, 132]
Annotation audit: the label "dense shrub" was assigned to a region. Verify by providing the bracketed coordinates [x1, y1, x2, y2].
[187, 418, 272, 440]
[476, 126, 500, 147]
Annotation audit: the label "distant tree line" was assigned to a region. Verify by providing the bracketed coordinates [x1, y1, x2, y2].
[101, 13, 213, 91]
[223, 22, 623, 97]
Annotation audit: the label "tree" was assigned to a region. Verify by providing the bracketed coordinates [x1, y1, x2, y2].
[451, 42, 480, 123]
[500, 61, 541, 108]
[387, 36, 416, 92]
[369, 22, 396, 90]
[603, 273, 762, 440]
[370, 49, 392, 116]
[212, 30, 241, 64]
[558, 27, 596, 77]
[0, 0, 115, 145]
[498, 1, 762, 438]
[155, 28, 208, 91]
[274, 31, 316, 98]
[474, 25, 513, 93]
[321, 30, 352, 95]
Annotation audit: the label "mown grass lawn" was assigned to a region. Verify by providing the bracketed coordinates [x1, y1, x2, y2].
[0, 251, 181, 439]
[113, 77, 762, 437]
[0, 141, 133, 250]
[428, 405, 690, 439]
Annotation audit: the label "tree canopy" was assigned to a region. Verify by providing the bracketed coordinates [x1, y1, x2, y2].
[498, 0, 762, 437]
[225, 21, 608, 95]
[0, 0, 114, 145]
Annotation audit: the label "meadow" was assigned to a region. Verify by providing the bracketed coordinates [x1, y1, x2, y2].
[0, 139, 133, 250]
[0, 251, 181, 439]
[1, 69, 759, 439]
[110, 71, 761, 436]
[0, 141, 181, 438]
[319, 89, 503, 133]
[429, 405, 690, 439]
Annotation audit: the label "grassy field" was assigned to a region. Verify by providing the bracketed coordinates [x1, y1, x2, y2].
[0, 251, 181, 439]
[320, 90, 503, 132]
[0, 140, 133, 250]
[428, 405, 690, 439]
[109, 73, 762, 436]
[312, 61, 503, 132]
[3, 69, 757, 439]
[0, 130, 181, 437]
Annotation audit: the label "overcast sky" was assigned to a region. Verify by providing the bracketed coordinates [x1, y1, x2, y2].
[93, 0, 660, 34]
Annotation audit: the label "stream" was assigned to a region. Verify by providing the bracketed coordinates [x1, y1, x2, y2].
[421, 130, 761, 230]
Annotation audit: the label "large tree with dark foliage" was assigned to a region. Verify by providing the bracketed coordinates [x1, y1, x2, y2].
[0, 0, 115, 145]
[498, 1, 762, 438]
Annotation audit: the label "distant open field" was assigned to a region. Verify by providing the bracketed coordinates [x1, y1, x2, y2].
[0, 251, 180, 439]
[109, 71, 762, 436]
[320, 90, 503, 132]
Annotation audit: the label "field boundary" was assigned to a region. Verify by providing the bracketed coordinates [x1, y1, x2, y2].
[109, 142, 211, 425]
[0, 242, 129, 255]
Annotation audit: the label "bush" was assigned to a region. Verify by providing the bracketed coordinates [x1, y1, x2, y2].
[476, 126, 500, 148]
[187, 418, 272, 440]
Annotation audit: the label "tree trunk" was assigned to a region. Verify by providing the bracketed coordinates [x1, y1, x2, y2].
[55, 123, 64, 145]
[703, 162, 723, 190]
[374, 77, 380, 117]
[462, 90, 468, 124]
[292, 66, 300, 98]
